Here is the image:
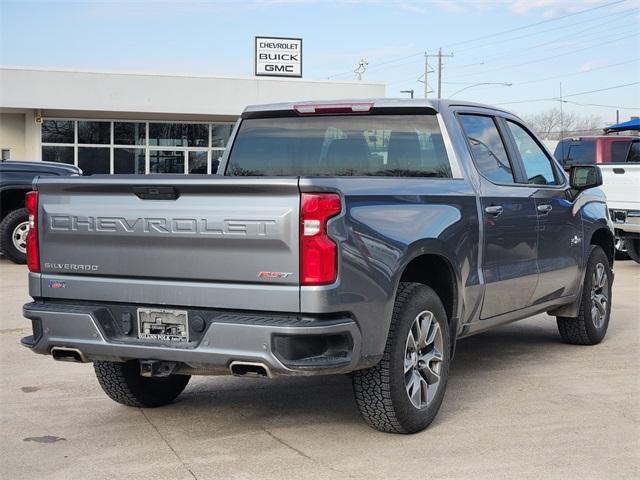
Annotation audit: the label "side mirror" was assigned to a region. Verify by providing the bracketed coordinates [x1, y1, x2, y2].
[570, 164, 602, 191]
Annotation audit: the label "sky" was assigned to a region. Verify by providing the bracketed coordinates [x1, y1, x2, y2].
[1, 0, 639, 125]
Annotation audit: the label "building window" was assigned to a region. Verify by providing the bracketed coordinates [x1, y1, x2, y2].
[42, 146, 74, 164]
[42, 120, 74, 143]
[114, 148, 145, 174]
[78, 121, 110, 144]
[41, 119, 232, 175]
[114, 122, 145, 145]
[78, 147, 110, 175]
[1, 149, 10, 160]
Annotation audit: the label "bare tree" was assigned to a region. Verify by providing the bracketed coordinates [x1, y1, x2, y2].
[522, 108, 602, 140]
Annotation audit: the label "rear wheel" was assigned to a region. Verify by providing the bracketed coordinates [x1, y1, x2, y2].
[352, 282, 450, 433]
[0, 208, 29, 264]
[557, 246, 612, 345]
[94, 360, 190, 407]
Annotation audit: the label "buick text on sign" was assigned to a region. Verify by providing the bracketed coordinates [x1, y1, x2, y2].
[255, 36, 302, 78]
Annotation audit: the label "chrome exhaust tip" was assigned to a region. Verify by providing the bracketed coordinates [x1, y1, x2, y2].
[51, 347, 86, 363]
[229, 361, 271, 378]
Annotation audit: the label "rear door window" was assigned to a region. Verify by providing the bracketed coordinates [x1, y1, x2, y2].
[506, 120, 559, 186]
[225, 115, 453, 177]
[458, 114, 515, 184]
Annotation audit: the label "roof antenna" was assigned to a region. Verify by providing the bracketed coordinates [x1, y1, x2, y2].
[354, 59, 368, 81]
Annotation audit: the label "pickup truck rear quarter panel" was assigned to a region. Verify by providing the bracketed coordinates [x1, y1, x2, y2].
[299, 177, 481, 364]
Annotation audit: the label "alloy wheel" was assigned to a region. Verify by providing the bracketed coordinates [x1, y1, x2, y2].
[590, 262, 609, 329]
[12, 221, 29, 254]
[404, 310, 444, 409]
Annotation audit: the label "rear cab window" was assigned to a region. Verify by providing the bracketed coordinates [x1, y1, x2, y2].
[225, 114, 454, 178]
[554, 139, 596, 167]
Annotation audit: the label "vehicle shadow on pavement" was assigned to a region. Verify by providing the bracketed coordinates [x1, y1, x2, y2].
[451, 318, 565, 378]
[157, 318, 567, 432]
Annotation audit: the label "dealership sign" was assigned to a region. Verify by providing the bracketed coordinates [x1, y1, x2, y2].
[255, 36, 302, 78]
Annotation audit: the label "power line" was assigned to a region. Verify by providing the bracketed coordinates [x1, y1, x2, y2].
[446, 14, 638, 70]
[495, 82, 640, 105]
[517, 58, 640, 86]
[440, 0, 628, 49]
[562, 82, 640, 98]
[451, 7, 634, 57]
[327, 52, 423, 79]
[325, 0, 632, 80]
[387, 56, 638, 92]
[450, 31, 638, 80]
[562, 100, 640, 110]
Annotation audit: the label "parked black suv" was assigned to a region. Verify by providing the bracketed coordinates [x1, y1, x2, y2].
[0, 160, 81, 263]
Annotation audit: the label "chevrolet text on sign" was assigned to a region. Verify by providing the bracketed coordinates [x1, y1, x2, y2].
[255, 36, 302, 77]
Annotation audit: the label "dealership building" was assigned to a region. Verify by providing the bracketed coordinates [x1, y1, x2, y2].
[0, 66, 384, 175]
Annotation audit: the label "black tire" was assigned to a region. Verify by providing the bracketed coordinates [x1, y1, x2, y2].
[557, 245, 612, 345]
[0, 208, 29, 264]
[625, 237, 640, 264]
[352, 282, 450, 434]
[94, 360, 190, 408]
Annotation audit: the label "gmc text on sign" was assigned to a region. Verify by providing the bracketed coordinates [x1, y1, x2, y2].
[255, 36, 302, 78]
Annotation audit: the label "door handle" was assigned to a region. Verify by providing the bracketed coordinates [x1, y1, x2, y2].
[537, 204, 553, 215]
[485, 205, 503, 217]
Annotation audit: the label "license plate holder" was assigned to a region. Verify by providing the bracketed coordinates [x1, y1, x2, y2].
[137, 308, 189, 343]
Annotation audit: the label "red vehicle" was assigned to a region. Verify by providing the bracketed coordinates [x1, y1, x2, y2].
[554, 135, 640, 168]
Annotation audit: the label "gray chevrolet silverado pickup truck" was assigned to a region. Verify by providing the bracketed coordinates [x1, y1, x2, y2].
[21, 99, 614, 433]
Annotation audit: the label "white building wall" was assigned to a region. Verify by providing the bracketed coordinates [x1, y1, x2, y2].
[0, 67, 385, 117]
[0, 113, 26, 159]
[0, 67, 386, 161]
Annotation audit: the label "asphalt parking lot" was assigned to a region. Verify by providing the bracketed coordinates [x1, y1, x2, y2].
[1, 258, 638, 480]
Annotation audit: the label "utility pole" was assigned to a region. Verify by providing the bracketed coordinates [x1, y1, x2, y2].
[422, 49, 453, 98]
[424, 52, 429, 99]
[437, 48, 443, 99]
[436, 48, 454, 99]
[559, 82, 564, 142]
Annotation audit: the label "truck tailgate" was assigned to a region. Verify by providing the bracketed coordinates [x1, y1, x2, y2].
[36, 176, 300, 285]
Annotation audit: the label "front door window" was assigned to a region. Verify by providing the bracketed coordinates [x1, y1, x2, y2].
[506, 121, 559, 186]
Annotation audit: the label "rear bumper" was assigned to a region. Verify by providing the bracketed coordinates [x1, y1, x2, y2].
[610, 209, 640, 234]
[21, 302, 362, 376]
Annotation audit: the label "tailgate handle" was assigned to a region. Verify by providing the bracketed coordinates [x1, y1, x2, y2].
[613, 168, 625, 174]
[133, 186, 179, 200]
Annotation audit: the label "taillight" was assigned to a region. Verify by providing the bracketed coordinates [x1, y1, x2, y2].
[300, 193, 341, 286]
[25, 191, 39, 273]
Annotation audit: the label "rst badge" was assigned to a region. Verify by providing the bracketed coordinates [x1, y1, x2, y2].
[258, 271, 293, 280]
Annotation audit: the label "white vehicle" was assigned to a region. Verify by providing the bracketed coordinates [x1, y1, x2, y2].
[600, 161, 640, 264]
[555, 135, 640, 263]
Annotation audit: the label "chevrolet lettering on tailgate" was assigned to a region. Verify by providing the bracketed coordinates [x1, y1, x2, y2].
[49, 215, 278, 236]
